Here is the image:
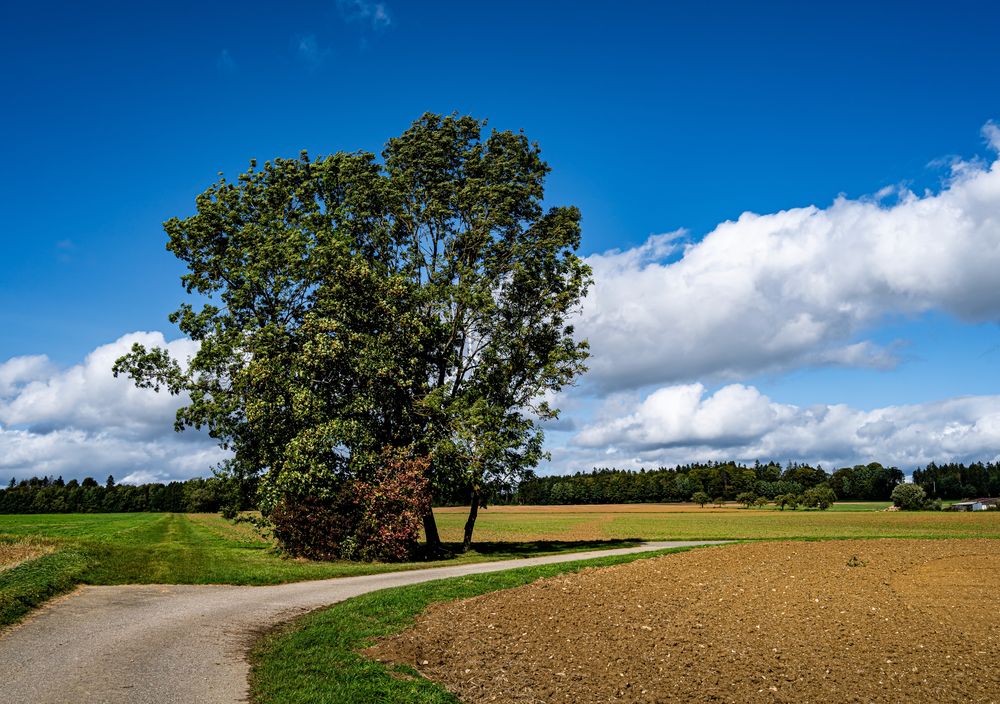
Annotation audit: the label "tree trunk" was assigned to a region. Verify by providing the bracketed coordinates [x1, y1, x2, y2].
[423, 510, 443, 555]
[462, 490, 479, 552]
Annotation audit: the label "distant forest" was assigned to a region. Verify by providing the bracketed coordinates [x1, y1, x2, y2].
[2, 460, 998, 513]
[509, 460, 1000, 505]
[0, 475, 234, 514]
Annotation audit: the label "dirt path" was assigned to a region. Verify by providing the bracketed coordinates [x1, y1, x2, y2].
[0, 541, 721, 704]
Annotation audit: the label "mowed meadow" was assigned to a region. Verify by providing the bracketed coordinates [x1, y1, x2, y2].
[0, 512, 611, 588]
[3, 503, 999, 628]
[2, 512, 619, 628]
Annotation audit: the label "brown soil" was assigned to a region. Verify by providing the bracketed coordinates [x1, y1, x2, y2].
[0, 540, 50, 572]
[368, 539, 1000, 703]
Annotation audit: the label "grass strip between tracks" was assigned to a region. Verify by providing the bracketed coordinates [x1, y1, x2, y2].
[249, 544, 716, 704]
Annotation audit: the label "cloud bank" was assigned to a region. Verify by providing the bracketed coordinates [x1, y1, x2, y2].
[578, 125, 1000, 392]
[560, 383, 1000, 472]
[0, 333, 226, 485]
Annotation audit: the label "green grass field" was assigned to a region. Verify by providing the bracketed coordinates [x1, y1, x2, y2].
[0, 511, 636, 627]
[2, 504, 997, 629]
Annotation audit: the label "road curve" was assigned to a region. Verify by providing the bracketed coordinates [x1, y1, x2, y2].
[0, 541, 726, 704]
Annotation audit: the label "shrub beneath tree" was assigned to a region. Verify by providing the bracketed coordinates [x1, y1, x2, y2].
[270, 451, 431, 562]
[269, 495, 354, 561]
[341, 453, 431, 562]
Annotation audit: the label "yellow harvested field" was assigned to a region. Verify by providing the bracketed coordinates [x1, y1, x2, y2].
[433, 504, 1000, 542]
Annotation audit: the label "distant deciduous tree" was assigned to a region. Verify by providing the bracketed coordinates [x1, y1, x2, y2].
[802, 485, 837, 510]
[891, 483, 927, 511]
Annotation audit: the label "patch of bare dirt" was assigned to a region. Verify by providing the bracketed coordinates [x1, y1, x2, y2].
[0, 540, 51, 572]
[368, 540, 1000, 703]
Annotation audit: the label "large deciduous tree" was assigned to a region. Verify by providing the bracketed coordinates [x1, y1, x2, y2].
[115, 114, 590, 557]
[383, 115, 590, 549]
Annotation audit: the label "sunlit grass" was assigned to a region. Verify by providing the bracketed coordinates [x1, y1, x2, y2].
[0, 513, 638, 586]
[0, 511, 644, 627]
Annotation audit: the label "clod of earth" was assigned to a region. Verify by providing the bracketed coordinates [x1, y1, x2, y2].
[369, 539, 1000, 703]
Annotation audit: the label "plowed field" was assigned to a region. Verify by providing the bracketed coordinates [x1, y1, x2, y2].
[370, 539, 1000, 703]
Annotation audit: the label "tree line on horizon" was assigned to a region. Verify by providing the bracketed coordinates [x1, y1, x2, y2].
[2, 459, 998, 515]
[0, 475, 239, 515]
[509, 459, 1000, 505]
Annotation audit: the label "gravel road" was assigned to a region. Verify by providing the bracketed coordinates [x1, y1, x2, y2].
[0, 541, 723, 704]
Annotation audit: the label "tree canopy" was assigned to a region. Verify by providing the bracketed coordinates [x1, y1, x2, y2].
[114, 113, 591, 557]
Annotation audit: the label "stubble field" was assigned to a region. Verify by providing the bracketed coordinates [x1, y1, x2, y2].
[433, 503, 998, 542]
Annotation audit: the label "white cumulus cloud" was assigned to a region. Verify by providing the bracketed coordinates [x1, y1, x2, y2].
[0, 333, 225, 484]
[578, 124, 1000, 391]
[560, 383, 1000, 472]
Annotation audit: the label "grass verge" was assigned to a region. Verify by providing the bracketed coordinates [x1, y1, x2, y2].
[0, 513, 643, 586]
[0, 547, 87, 628]
[249, 544, 708, 704]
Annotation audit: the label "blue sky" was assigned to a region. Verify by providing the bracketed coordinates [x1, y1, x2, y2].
[2, 0, 1000, 482]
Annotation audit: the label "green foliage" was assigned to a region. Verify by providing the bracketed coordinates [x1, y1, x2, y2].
[691, 491, 710, 507]
[828, 462, 904, 501]
[802, 485, 837, 510]
[912, 461, 1000, 500]
[114, 113, 591, 555]
[735, 491, 756, 508]
[753, 497, 770, 508]
[891, 483, 928, 510]
[0, 475, 237, 514]
[516, 461, 796, 505]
